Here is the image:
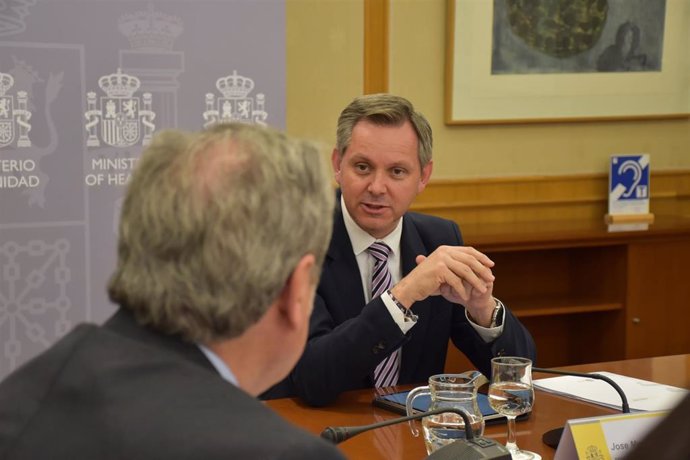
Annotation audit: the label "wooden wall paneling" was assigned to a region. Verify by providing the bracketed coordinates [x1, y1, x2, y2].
[413, 170, 690, 227]
[363, 0, 388, 94]
[626, 237, 690, 359]
[522, 311, 626, 367]
[445, 310, 627, 372]
[568, 245, 627, 310]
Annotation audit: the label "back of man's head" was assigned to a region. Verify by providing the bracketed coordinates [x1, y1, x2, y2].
[108, 123, 334, 344]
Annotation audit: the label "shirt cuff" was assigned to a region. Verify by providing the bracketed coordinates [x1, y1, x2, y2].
[381, 290, 417, 334]
[465, 298, 505, 343]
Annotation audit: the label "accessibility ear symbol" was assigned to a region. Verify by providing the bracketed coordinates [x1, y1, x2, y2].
[607, 154, 652, 231]
[612, 155, 649, 200]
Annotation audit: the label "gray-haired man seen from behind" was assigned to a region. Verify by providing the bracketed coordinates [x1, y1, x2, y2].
[0, 123, 345, 460]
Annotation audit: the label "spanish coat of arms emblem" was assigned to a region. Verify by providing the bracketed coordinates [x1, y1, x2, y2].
[0, 72, 31, 149]
[203, 70, 268, 128]
[85, 69, 156, 148]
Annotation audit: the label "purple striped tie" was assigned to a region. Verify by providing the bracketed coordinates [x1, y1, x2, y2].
[367, 242, 400, 388]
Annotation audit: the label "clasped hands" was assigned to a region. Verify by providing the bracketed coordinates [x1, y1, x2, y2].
[389, 245, 497, 327]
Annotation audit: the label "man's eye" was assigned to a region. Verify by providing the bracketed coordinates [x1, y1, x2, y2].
[392, 168, 406, 177]
[355, 163, 369, 172]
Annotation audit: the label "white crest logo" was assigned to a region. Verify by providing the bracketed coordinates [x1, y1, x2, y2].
[118, 4, 183, 52]
[0, 0, 36, 37]
[0, 72, 32, 149]
[203, 70, 268, 128]
[85, 69, 156, 148]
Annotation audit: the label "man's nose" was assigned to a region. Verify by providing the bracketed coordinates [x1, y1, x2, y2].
[367, 171, 387, 195]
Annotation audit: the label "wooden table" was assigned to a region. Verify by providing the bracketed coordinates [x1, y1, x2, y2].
[266, 354, 690, 459]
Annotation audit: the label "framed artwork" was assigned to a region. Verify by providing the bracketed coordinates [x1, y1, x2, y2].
[445, 0, 690, 124]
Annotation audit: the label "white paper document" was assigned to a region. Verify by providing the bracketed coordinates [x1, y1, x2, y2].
[534, 371, 688, 412]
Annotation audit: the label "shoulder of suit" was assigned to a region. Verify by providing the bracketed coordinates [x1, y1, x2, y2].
[405, 211, 460, 233]
[191, 387, 345, 457]
[406, 211, 455, 226]
[404, 211, 463, 245]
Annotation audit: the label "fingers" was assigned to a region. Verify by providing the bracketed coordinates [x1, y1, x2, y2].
[473, 247, 494, 267]
[440, 283, 468, 303]
[419, 247, 492, 268]
[424, 252, 488, 298]
[447, 258, 490, 294]
[418, 246, 492, 271]
[425, 246, 494, 295]
[441, 246, 494, 286]
[454, 245, 494, 269]
[400, 246, 495, 304]
[439, 263, 473, 298]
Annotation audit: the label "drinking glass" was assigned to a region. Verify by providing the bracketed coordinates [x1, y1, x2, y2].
[488, 357, 541, 460]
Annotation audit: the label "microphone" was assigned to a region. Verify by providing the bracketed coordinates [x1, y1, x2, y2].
[532, 366, 630, 449]
[321, 407, 511, 459]
[321, 407, 476, 444]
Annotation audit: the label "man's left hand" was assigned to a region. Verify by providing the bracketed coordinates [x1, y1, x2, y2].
[439, 280, 496, 327]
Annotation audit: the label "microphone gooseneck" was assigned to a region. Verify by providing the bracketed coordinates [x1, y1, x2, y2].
[320, 407, 475, 444]
[532, 367, 630, 413]
[533, 366, 631, 449]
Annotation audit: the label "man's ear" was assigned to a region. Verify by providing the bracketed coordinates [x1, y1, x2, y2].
[277, 254, 316, 327]
[418, 160, 433, 194]
[331, 148, 342, 185]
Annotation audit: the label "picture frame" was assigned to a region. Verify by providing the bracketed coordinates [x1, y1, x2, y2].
[445, 0, 690, 125]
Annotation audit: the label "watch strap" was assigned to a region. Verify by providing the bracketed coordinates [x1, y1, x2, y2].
[387, 289, 418, 322]
[489, 298, 504, 328]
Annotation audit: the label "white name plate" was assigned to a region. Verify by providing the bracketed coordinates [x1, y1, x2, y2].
[555, 411, 667, 460]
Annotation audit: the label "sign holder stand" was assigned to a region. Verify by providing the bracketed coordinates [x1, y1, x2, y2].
[604, 213, 655, 225]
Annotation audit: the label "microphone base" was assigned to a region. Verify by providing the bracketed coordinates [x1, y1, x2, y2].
[426, 437, 511, 459]
[542, 427, 564, 449]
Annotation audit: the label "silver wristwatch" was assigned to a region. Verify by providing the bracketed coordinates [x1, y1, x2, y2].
[489, 298, 503, 328]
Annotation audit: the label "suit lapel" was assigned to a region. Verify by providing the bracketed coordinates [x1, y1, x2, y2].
[398, 214, 434, 383]
[323, 201, 367, 320]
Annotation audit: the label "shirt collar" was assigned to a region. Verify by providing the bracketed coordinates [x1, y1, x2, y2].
[340, 195, 403, 256]
[197, 343, 239, 386]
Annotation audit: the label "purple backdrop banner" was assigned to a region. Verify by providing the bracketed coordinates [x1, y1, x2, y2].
[0, 0, 286, 380]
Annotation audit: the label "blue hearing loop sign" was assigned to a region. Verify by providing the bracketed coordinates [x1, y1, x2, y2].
[610, 155, 650, 202]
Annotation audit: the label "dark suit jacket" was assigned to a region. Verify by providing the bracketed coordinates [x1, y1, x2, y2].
[0, 308, 345, 460]
[264, 204, 536, 406]
[625, 392, 690, 460]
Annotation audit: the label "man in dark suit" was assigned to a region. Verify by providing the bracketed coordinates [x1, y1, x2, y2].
[264, 94, 536, 406]
[0, 124, 345, 459]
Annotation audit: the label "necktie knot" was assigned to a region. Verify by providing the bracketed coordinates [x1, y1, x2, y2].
[367, 242, 391, 262]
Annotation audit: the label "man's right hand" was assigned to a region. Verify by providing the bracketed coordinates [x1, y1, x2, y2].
[390, 245, 495, 310]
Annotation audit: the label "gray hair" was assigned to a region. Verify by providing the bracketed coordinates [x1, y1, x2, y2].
[335, 93, 433, 168]
[107, 123, 334, 343]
